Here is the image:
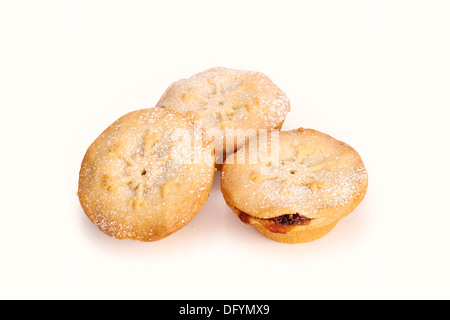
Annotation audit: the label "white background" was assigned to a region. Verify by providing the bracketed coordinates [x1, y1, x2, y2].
[1, 0, 449, 300]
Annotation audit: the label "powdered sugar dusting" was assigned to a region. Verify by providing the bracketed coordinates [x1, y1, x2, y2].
[156, 67, 290, 153]
[78, 107, 215, 241]
[222, 129, 368, 219]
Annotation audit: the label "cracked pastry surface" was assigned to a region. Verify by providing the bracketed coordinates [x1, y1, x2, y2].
[156, 67, 290, 157]
[78, 107, 215, 241]
[221, 128, 368, 243]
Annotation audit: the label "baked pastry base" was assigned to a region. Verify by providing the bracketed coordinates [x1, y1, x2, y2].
[252, 221, 338, 244]
[223, 171, 367, 244]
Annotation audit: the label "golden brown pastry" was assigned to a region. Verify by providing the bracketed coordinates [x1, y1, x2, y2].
[78, 107, 215, 241]
[221, 128, 368, 243]
[156, 67, 290, 161]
